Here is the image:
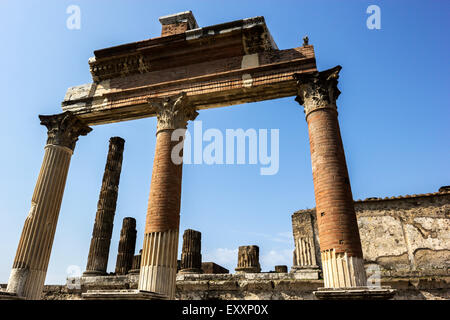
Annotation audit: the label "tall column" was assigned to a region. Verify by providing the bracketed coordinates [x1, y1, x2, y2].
[235, 245, 261, 273]
[138, 92, 198, 299]
[84, 137, 125, 276]
[294, 66, 367, 288]
[115, 217, 137, 275]
[6, 111, 91, 299]
[179, 229, 202, 274]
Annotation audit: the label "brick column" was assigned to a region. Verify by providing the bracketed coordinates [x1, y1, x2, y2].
[138, 92, 198, 299]
[179, 229, 203, 274]
[115, 217, 137, 275]
[84, 137, 125, 276]
[235, 245, 261, 273]
[6, 112, 91, 299]
[294, 66, 367, 288]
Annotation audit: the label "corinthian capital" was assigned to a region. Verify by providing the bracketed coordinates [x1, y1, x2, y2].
[148, 92, 198, 133]
[39, 111, 92, 151]
[294, 66, 342, 118]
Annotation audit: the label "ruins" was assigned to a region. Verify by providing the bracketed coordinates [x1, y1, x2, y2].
[179, 229, 203, 274]
[115, 218, 137, 275]
[1, 11, 448, 300]
[84, 137, 125, 276]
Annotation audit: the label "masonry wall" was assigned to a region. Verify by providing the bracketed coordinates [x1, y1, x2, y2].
[292, 191, 450, 277]
[3, 274, 448, 300]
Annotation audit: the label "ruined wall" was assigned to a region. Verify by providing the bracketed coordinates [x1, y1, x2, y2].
[292, 190, 450, 277]
[3, 274, 448, 300]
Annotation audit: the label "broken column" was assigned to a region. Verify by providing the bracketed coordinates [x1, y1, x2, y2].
[84, 137, 125, 276]
[115, 217, 137, 275]
[275, 265, 288, 273]
[294, 67, 366, 289]
[291, 210, 320, 279]
[129, 249, 142, 275]
[179, 229, 203, 274]
[6, 112, 91, 299]
[138, 92, 198, 299]
[235, 245, 261, 273]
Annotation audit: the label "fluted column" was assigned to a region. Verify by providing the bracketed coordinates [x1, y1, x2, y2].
[6, 111, 91, 299]
[179, 229, 202, 274]
[235, 245, 261, 273]
[294, 66, 367, 288]
[115, 217, 137, 275]
[129, 249, 142, 275]
[292, 211, 320, 273]
[138, 92, 198, 299]
[84, 137, 125, 276]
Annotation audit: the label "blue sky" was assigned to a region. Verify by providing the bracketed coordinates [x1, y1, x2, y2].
[0, 1, 448, 284]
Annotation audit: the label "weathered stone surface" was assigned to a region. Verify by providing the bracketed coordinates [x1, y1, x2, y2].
[20, 274, 449, 300]
[129, 249, 142, 275]
[275, 265, 288, 273]
[235, 245, 261, 273]
[115, 218, 137, 275]
[180, 229, 202, 274]
[62, 14, 316, 126]
[202, 262, 229, 274]
[84, 137, 125, 276]
[293, 188, 450, 277]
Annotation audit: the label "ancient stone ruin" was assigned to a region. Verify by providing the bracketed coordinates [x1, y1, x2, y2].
[0, 11, 448, 301]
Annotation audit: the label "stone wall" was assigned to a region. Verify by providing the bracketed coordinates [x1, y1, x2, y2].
[292, 189, 450, 277]
[3, 274, 448, 300]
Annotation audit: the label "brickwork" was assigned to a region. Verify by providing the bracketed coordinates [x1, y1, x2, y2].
[295, 66, 366, 288]
[138, 93, 198, 298]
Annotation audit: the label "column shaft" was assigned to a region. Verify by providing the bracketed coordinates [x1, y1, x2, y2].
[179, 229, 202, 273]
[85, 137, 125, 275]
[139, 130, 182, 298]
[138, 93, 198, 299]
[6, 111, 91, 299]
[115, 217, 137, 275]
[7, 146, 72, 299]
[295, 66, 366, 288]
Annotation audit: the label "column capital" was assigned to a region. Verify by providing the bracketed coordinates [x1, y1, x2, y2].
[39, 111, 92, 151]
[294, 65, 342, 118]
[147, 92, 198, 133]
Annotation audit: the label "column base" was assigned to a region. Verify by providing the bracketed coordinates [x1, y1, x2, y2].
[0, 290, 25, 300]
[128, 269, 140, 275]
[290, 266, 321, 279]
[82, 271, 107, 277]
[235, 267, 261, 274]
[179, 268, 203, 274]
[313, 286, 396, 300]
[82, 289, 168, 300]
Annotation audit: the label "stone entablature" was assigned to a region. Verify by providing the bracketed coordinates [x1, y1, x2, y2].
[62, 13, 316, 125]
[292, 188, 450, 277]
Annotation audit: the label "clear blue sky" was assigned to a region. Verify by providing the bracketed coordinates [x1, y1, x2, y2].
[0, 1, 448, 284]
